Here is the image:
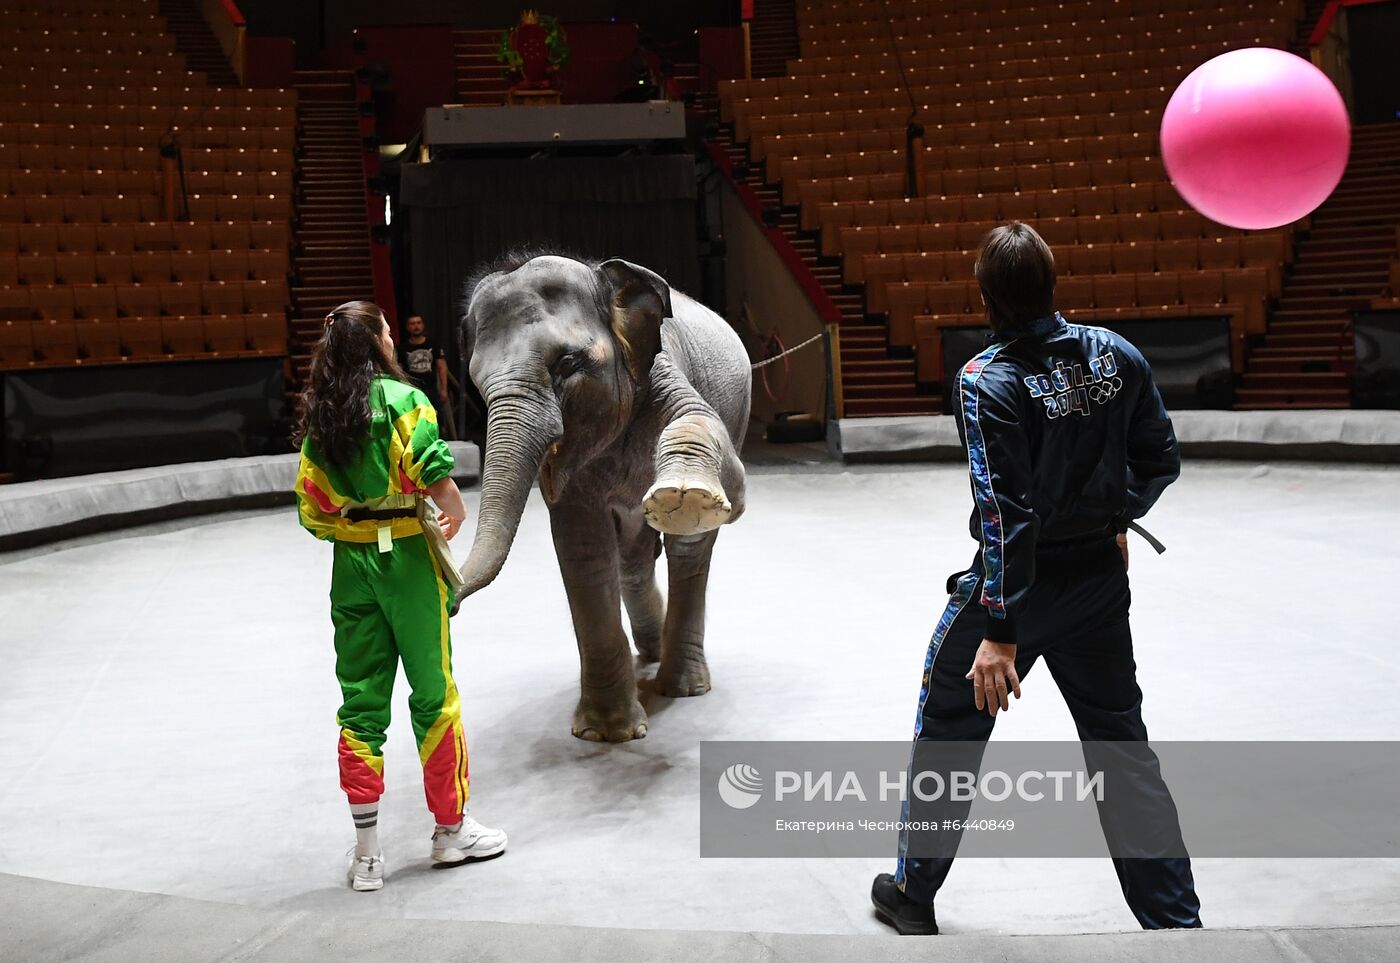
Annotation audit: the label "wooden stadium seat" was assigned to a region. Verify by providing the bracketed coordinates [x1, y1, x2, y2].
[135, 222, 176, 252]
[25, 197, 66, 223]
[1136, 273, 1181, 310]
[31, 319, 78, 364]
[1057, 277, 1094, 309]
[76, 319, 123, 361]
[1180, 270, 1226, 309]
[209, 251, 250, 282]
[244, 314, 286, 353]
[203, 316, 247, 354]
[57, 224, 98, 253]
[247, 251, 285, 282]
[94, 253, 134, 285]
[212, 221, 252, 250]
[0, 260, 17, 286]
[130, 252, 172, 284]
[20, 226, 61, 255]
[18, 255, 57, 286]
[244, 279, 287, 313]
[119, 318, 165, 359]
[1113, 243, 1156, 274]
[1075, 188, 1116, 217]
[162, 316, 206, 356]
[101, 196, 140, 223]
[1156, 239, 1199, 273]
[0, 226, 17, 255]
[115, 283, 161, 318]
[159, 283, 201, 318]
[31, 286, 76, 320]
[55, 253, 97, 284]
[173, 223, 212, 251]
[1093, 274, 1136, 310]
[1068, 245, 1112, 276]
[73, 284, 119, 319]
[1078, 217, 1120, 245]
[170, 251, 210, 283]
[1, 319, 34, 367]
[96, 224, 137, 254]
[202, 281, 246, 315]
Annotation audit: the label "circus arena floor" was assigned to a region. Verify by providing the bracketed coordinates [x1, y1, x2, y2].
[2, 456, 1398, 946]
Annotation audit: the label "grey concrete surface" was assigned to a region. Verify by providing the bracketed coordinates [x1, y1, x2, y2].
[1, 459, 1398, 955]
[2, 872, 1397, 962]
[836, 410, 1400, 462]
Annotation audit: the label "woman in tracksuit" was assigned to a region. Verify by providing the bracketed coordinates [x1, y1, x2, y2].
[871, 223, 1201, 934]
[295, 300, 506, 892]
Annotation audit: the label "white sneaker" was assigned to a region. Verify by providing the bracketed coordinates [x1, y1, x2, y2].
[430, 813, 508, 864]
[347, 849, 384, 891]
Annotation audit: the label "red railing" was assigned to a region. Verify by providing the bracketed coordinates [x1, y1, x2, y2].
[200, 0, 246, 82]
[703, 142, 842, 326]
[354, 35, 399, 326]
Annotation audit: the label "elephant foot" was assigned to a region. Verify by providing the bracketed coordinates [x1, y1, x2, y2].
[572, 694, 649, 742]
[655, 658, 712, 698]
[643, 477, 732, 536]
[633, 633, 661, 664]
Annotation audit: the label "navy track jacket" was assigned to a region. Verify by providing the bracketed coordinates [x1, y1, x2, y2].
[954, 311, 1180, 645]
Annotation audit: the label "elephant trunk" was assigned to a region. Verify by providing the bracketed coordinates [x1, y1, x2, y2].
[457, 388, 561, 599]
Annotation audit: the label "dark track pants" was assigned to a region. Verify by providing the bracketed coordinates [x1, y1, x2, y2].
[894, 539, 1201, 929]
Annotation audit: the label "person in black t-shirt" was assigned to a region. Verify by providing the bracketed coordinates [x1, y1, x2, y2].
[397, 315, 454, 439]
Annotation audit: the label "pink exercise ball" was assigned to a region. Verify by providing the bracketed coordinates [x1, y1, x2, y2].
[1160, 47, 1351, 231]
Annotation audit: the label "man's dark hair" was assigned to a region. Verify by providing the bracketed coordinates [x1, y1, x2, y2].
[974, 222, 1056, 335]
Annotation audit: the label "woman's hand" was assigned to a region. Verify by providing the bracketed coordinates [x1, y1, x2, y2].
[437, 510, 463, 541]
[1117, 532, 1129, 571]
[427, 477, 467, 541]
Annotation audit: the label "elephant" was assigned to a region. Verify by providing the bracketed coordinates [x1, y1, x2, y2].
[455, 253, 751, 742]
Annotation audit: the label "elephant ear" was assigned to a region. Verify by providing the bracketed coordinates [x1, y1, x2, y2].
[600, 258, 672, 384]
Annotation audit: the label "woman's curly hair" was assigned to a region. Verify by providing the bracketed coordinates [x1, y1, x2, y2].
[294, 300, 411, 467]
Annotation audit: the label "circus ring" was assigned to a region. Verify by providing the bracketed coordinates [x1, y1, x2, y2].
[2, 415, 1399, 961]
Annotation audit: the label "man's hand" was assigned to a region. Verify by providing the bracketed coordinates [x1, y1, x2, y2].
[966, 640, 1021, 717]
[437, 510, 463, 541]
[1116, 532, 1129, 571]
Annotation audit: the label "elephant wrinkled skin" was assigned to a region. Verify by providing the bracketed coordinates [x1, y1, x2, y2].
[456, 254, 751, 742]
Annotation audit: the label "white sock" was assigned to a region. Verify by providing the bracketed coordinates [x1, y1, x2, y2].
[350, 803, 379, 857]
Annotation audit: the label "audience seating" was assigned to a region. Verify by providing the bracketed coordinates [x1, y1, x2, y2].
[0, 0, 297, 371]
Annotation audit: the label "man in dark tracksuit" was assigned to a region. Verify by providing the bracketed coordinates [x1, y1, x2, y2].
[871, 222, 1201, 935]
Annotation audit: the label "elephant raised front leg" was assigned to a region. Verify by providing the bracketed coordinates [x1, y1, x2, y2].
[655, 528, 719, 697]
[643, 408, 746, 537]
[549, 500, 649, 742]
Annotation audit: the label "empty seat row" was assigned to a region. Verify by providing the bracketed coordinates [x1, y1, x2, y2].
[800, 177, 1176, 231]
[1, 144, 290, 175]
[763, 130, 1159, 181]
[0, 170, 163, 196]
[885, 269, 1272, 348]
[3, 221, 291, 255]
[0, 32, 176, 54]
[823, 209, 1227, 258]
[799, 0, 1298, 29]
[786, 32, 1279, 76]
[749, 109, 1157, 162]
[2, 123, 294, 151]
[787, 156, 1167, 205]
[3, 50, 185, 71]
[0, 82, 294, 111]
[0, 281, 290, 321]
[0, 251, 289, 286]
[0, 170, 293, 199]
[0, 193, 289, 224]
[2, 12, 163, 29]
[1, 0, 158, 12]
[731, 82, 1172, 129]
[858, 236, 1288, 308]
[0, 104, 295, 129]
[0, 315, 286, 368]
[802, 20, 1288, 57]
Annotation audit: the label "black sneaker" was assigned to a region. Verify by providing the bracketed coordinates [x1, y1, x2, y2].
[870, 872, 939, 935]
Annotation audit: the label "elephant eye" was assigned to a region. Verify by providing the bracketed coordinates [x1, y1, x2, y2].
[552, 352, 583, 378]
